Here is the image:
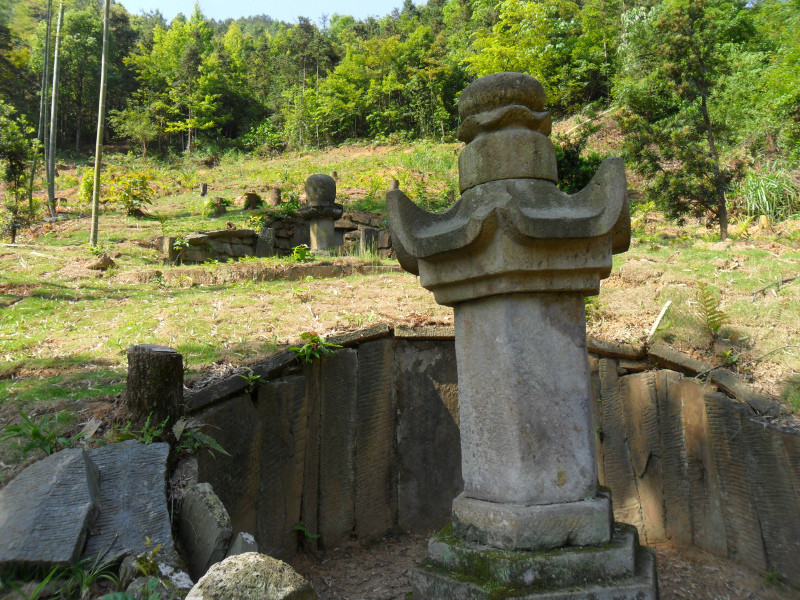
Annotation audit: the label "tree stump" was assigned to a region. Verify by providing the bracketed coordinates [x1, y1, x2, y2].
[267, 187, 281, 207]
[126, 345, 183, 426]
[243, 192, 262, 210]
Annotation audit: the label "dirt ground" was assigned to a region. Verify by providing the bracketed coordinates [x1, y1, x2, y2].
[291, 533, 800, 600]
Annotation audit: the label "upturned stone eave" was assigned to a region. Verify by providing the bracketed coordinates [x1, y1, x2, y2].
[388, 158, 629, 264]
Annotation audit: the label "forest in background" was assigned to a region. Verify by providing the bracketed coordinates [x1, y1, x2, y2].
[0, 0, 799, 236]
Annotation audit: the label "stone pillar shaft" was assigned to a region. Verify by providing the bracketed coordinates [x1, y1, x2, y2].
[455, 293, 597, 505]
[309, 220, 336, 252]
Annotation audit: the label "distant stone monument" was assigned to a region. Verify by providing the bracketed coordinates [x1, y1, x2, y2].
[388, 72, 657, 598]
[299, 174, 344, 254]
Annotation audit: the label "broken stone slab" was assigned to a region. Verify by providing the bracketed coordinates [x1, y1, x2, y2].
[0, 449, 98, 570]
[178, 482, 233, 581]
[186, 552, 317, 600]
[82, 440, 175, 565]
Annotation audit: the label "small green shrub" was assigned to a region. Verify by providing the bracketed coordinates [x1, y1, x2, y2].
[79, 167, 96, 204]
[289, 332, 342, 363]
[107, 171, 155, 217]
[291, 244, 312, 263]
[0, 410, 81, 457]
[201, 197, 231, 218]
[172, 417, 230, 458]
[109, 414, 168, 444]
[697, 282, 730, 346]
[245, 214, 266, 231]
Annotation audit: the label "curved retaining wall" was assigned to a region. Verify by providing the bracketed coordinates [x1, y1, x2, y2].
[184, 325, 800, 586]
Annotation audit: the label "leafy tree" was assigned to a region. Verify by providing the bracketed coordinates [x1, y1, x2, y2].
[0, 100, 37, 242]
[614, 0, 756, 239]
[464, 0, 584, 113]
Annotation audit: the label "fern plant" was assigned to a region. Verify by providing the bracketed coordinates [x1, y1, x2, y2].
[697, 282, 729, 346]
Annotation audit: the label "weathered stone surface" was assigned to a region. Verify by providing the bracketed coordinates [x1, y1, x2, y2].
[186, 552, 316, 600]
[615, 372, 665, 544]
[647, 343, 708, 375]
[317, 349, 358, 546]
[388, 165, 630, 304]
[377, 228, 391, 248]
[412, 546, 658, 600]
[256, 227, 275, 257]
[395, 339, 462, 531]
[680, 380, 727, 555]
[587, 337, 645, 360]
[704, 392, 768, 571]
[178, 482, 233, 580]
[195, 394, 261, 537]
[452, 493, 612, 551]
[256, 376, 309, 560]
[394, 326, 455, 340]
[458, 128, 558, 190]
[309, 219, 336, 252]
[653, 371, 692, 546]
[327, 323, 392, 348]
[360, 227, 379, 254]
[428, 522, 638, 589]
[708, 368, 782, 416]
[354, 339, 396, 538]
[740, 411, 800, 585]
[305, 174, 336, 206]
[457, 72, 546, 120]
[227, 532, 258, 557]
[83, 441, 174, 564]
[0, 449, 98, 569]
[456, 294, 597, 506]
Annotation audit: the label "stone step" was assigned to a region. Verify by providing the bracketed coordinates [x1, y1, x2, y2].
[413, 544, 658, 600]
[426, 523, 638, 591]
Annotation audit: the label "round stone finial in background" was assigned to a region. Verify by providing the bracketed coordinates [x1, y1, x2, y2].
[305, 174, 336, 207]
[458, 72, 546, 120]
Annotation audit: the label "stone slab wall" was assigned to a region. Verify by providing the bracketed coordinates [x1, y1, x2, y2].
[184, 327, 800, 585]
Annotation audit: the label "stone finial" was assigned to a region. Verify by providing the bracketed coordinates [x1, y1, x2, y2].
[387, 72, 630, 305]
[457, 72, 556, 191]
[304, 174, 337, 207]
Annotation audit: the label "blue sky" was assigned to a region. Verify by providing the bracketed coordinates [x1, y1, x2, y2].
[117, 0, 408, 24]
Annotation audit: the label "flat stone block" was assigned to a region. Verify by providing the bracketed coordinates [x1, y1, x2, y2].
[83, 441, 174, 564]
[0, 449, 98, 569]
[452, 493, 612, 551]
[428, 523, 638, 590]
[412, 545, 658, 600]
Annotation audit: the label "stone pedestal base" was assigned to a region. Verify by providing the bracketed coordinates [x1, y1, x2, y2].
[413, 523, 658, 600]
[452, 491, 612, 551]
